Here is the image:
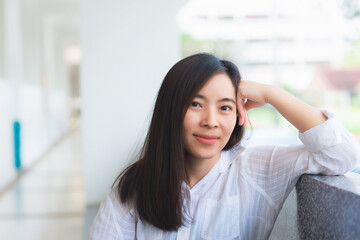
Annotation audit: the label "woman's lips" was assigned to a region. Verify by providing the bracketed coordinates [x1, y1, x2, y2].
[194, 135, 219, 145]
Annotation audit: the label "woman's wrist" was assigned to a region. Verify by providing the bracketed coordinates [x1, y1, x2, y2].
[263, 84, 279, 105]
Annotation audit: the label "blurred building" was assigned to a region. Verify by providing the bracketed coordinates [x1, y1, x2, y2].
[306, 68, 360, 108]
[178, 0, 348, 89]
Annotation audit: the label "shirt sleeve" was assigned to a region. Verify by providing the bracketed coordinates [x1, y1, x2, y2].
[298, 110, 360, 175]
[88, 189, 137, 240]
[237, 110, 360, 206]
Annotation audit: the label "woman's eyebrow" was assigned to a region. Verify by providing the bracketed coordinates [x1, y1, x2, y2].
[219, 98, 236, 104]
[195, 94, 236, 104]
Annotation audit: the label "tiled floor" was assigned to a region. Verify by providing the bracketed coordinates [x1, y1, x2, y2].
[0, 130, 85, 240]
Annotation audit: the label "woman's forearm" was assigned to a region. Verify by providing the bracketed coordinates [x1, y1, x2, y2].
[237, 81, 328, 133]
[265, 85, 327, 133]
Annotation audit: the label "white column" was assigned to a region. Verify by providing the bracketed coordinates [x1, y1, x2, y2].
[0, 0, 5, 77]
[22, 0, 42, 85]
[42, 14, 57, 116]
[80, 0, 184, 204]
[4, 0, 23, 120]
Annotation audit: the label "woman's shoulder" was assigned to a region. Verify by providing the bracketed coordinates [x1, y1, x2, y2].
[88, 188, 137, 239]
[223, 143, 274, 175]
[228, 141, 280, 159]
[227, 140, 307, 173]
[100, 187, 135, 219]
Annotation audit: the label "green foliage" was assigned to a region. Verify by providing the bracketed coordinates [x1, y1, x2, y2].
[341, 106, 360, 133]
[247, 104, 360, 134]
[180, 33, 216, 57]
[342, 0, 360, 19]
[280, 84, 300, 97]
[179, 33, 238, 61]
[344, 39, 360, 68]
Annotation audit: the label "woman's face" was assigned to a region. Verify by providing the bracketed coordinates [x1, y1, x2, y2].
[182, 73, 237, 163]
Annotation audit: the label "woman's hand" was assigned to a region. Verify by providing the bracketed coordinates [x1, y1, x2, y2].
[236, 80, 272, 126]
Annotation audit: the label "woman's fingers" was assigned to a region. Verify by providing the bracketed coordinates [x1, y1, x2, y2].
[238, 80, 267, 107]
[238, 80, 268, 113]
[244, 99, 265, 111]
[237, 80, 269, 125]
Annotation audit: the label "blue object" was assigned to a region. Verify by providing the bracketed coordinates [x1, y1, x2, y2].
[13, 120, 21, 170]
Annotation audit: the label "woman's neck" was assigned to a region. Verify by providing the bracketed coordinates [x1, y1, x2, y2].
[184, 152, 221, 189]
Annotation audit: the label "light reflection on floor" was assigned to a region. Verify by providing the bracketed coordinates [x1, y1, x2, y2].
[0, 130, 84, 240]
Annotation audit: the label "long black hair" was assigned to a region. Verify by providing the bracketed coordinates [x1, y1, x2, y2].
[114, 53, 244, 231]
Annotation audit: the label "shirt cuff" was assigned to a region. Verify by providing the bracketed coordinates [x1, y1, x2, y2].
[298, 110, 342, 153]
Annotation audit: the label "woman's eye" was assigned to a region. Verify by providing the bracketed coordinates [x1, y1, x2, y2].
[221, 106, 232, 111]
[191, 102, 201, 108]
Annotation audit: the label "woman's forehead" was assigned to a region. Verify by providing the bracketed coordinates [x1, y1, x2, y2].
[196, 73, 236, 99]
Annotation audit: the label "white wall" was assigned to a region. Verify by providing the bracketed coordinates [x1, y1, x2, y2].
[0, 0, 4, 76]
[0, 81, 14, 190]
[80, 0, 183, 204]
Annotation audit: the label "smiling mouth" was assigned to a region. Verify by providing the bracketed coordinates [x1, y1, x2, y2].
[194, 135, 219, 145]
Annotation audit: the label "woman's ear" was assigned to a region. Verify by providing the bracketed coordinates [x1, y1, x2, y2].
[237, 105, 247, 126]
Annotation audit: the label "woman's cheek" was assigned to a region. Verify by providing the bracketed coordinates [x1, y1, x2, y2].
[224, 115, 237, 132]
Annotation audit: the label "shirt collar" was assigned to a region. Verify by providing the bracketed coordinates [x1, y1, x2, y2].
[218, 145, 245, 173]
[181, 146, 245, 193]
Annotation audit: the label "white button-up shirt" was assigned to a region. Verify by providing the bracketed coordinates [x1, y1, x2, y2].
[88, 110, 360, 240]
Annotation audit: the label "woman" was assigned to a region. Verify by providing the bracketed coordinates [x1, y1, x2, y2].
[88, 53, 360, 240]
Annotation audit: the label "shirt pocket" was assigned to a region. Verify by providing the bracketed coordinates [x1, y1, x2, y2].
[201, 196, 240, 240]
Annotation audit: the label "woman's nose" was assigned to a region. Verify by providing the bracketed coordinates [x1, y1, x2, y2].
[201, 109, 219, 128]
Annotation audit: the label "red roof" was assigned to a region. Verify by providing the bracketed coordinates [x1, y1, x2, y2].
[318, 68, 360, 91]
